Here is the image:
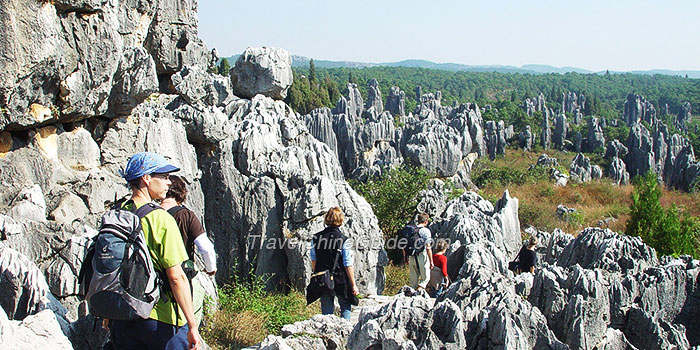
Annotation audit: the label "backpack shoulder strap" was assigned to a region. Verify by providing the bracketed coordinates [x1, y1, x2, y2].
[167, 205, 185, 216]
[134, 202, 160, 219]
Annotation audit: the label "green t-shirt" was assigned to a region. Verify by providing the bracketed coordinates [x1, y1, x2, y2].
[124, 201, 188, 326]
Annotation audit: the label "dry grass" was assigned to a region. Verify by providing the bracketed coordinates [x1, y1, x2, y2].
[384, 263, 409, 296]
[477, 148, 700, 236]
[203, 309, 268, 349]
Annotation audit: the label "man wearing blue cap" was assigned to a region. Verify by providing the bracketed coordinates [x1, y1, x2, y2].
[107, 152, 202, 350]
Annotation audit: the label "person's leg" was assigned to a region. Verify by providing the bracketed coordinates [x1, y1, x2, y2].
[336, 294, 352, 320]
[111, 319, 174, 350]
[165, 324, 190, 350]
[319, 292, 335, 315]
[417, 251, 430, 289]
[408, 256, 418, 289]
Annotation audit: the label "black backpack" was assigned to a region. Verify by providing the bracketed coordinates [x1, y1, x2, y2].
[400, 224, 424, 256]
[78, 201, 162, 320]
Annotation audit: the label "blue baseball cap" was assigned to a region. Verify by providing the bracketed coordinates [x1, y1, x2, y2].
[121, 152, 180, 181]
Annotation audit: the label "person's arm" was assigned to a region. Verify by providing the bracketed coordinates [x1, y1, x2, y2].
[341, 239, 358, 294]
[440, 256, 448, 278]
[427, 247, 434, 269]
[194, 234, 217, 275]
[309, 241, 316, 271]
[345, 266, 359, 295]
[166, 264, 201, 350]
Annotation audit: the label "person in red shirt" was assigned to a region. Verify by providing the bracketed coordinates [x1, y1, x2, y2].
[427, 239, 450, 298]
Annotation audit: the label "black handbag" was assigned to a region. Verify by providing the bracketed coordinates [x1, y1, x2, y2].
[306, 249, 341, 304]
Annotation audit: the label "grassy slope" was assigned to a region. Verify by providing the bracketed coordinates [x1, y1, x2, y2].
[475, 148, 700, 235]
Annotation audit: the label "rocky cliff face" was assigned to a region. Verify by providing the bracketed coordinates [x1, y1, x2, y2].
[0, 1, 389, 349]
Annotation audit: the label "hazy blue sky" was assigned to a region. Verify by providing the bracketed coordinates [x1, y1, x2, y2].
[197, 0, 700, 72]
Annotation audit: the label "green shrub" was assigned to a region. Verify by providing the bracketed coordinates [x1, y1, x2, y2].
[202, 273, 317, 349]
[349, 165, 432, 239]
[626, 172, 700, 258]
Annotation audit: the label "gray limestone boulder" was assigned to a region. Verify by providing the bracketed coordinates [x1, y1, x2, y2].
[675, 102, 692, 132]
[349, 294, 468, 350]
[365, 79, 384, 113]
[484, 120, 506, 160]
[605, 139, 629, 160]
[665, 146, 700, 192]
[171, 65, 235, 107]
[556, 204, 577, 221]
[663, 133, 690, 182]
[230, 47, 293, 100]
[519, 125, 533, 151]
[401, 119, 464, 177]
[585, 117, 605, 153]
[624, 94, 656, 126]
[556, 228, 658, 274]
[332, 83, 363, 120]
[570, 153, 594, 183]
[430, 190, 521, 271]
[553, 113, 568, 150]
[625, 123, 655, 178]
[199, 95, 386, 294]
[386, 86, 406, 116]
[0, 309, 73, 349]
[0, 244, 66, 321]
[108, 46, 158, 116]
[609, 157, 630, 185]
[541, 108, 552, 149]
[281, 314, 352, 349]
[257, 335, 326, 350]
[144, 0, 213, 75]
[57, 127, 101, 171]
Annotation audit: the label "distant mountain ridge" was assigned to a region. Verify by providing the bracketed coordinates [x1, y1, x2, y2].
[222, 54, 700, 78]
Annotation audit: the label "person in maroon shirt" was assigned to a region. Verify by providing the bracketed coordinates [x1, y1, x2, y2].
[428, 239, 450, 298]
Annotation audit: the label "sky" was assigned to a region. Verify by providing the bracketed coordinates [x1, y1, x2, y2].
[197, 0, 700, 72]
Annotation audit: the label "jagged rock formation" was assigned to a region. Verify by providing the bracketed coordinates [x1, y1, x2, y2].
[609, 157, 631, 185]
[306, 89, 485, 188]
[605, 139, 629, 160]
[385, 86, 406, 116]
[552, 113, 567, 150]
[625, 123, 655, 178]
[562, 92, 584, 114]
[484, 121, 506, 160]
[675, 102, 692, 132]
[623, 93, 656, 126]
[0, 0, 214, 130]
[519, 125, 533, 151]
[258, 314, 354, 350]
[570, 153, 601, 183]
[229, 47, 293, 100]
[365, 79, 383, 113]
[584, 117, 605, 153]
[0, 1, 395, 348]
[541, 108, 552, 149]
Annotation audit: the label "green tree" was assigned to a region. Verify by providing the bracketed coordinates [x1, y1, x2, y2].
[218, 58, 231, 76]
[626, 172, 700, 257]
[309, 59, 316, 83]
[349, 165, 432, 240]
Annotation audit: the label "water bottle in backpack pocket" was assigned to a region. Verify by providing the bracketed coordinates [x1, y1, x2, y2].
[78, 201, 162, 320]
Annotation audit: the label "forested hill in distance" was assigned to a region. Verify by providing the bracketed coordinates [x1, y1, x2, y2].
[222, 54, 700, 78]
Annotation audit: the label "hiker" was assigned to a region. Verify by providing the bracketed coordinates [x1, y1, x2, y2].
[515, 236, 539, 274]
[161, 175, 217, 324]
[107, 152, 202, 350]
[427, 239, 449, 298]
[406, 213, 433, 290]
[309, 207, 359, 320]
[161, 175, 217, 277]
